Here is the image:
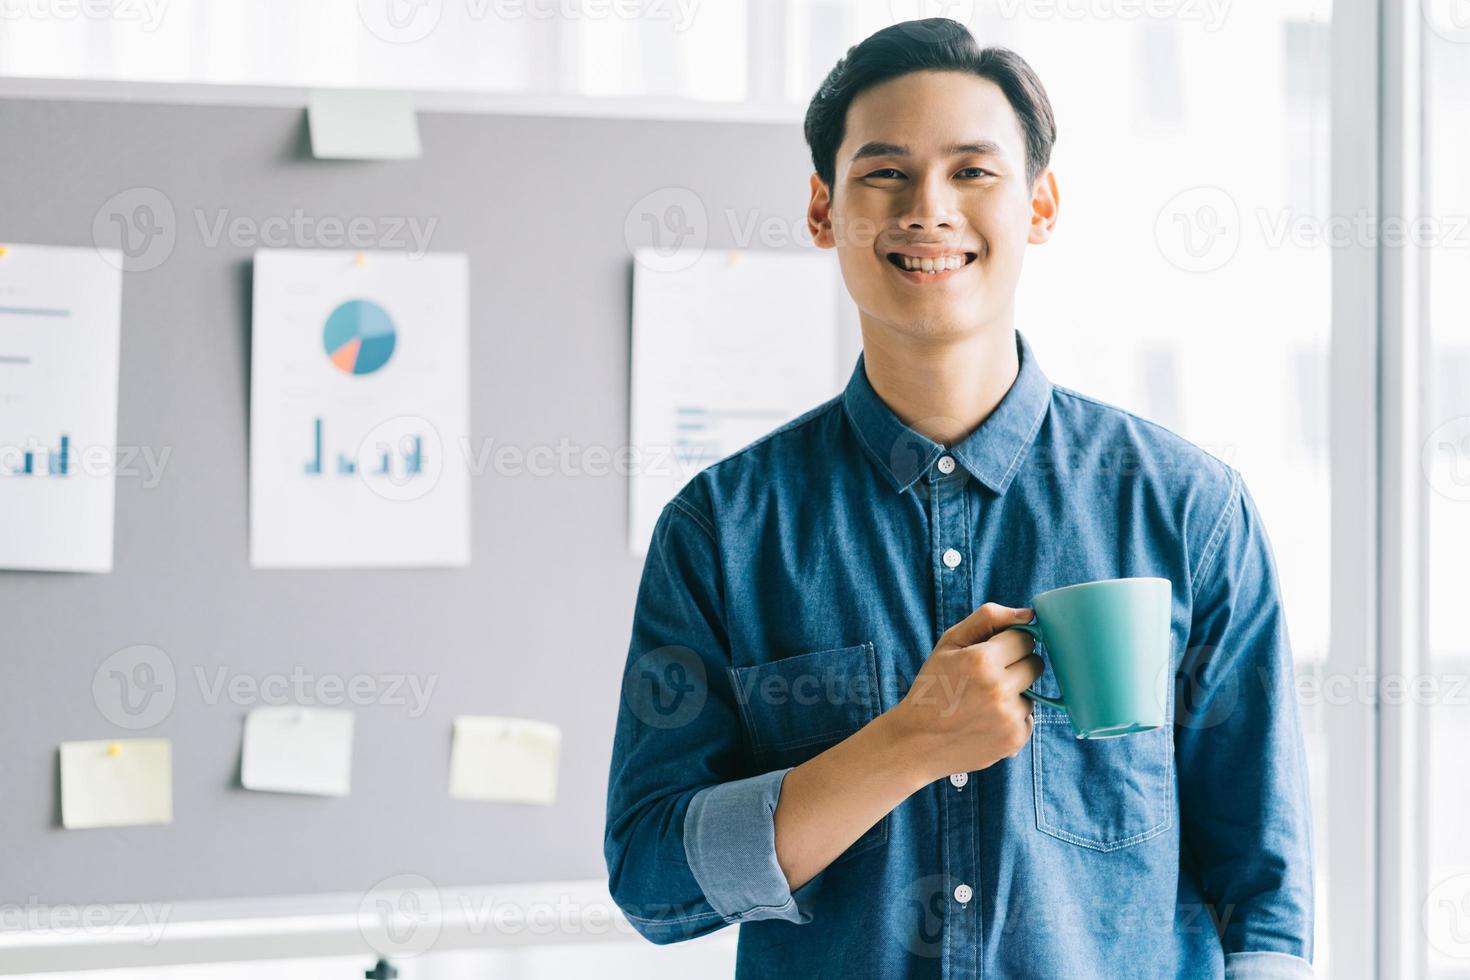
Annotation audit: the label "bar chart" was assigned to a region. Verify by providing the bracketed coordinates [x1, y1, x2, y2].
[0, 432, 71, 477]
[302, 417, 425, 479]
[0, 242, 123, 571]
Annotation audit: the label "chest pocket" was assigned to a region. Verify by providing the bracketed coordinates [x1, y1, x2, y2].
[729, 641, 888, 865]
[1031, 709, 1174, 851]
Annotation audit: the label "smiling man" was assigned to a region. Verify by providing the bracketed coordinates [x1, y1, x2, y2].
[605, 17, 1314, 980]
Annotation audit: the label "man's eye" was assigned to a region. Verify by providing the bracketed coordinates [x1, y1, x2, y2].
[868, 168, 903, 179]
[958, 167, 994, 178]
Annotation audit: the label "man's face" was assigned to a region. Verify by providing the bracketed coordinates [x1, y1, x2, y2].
[809, 69, 1058, 343]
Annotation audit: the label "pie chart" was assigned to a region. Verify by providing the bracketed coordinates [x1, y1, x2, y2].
[323, 299, 396, 375]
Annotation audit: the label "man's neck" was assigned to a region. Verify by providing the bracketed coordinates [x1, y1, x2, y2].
[858, 319, 1021, 448]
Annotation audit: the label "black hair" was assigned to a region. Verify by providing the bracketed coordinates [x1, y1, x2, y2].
[803, 18, 1057, 194]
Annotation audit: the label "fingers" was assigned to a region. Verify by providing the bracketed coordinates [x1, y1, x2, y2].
[1006, 691, 1037, 758]
[942, 602, 1034, 649]
[1004, 653, 1045, 692]
[981, 625, 1037, 670]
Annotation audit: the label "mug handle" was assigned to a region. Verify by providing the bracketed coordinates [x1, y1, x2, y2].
[1002, 622, 1068, 712]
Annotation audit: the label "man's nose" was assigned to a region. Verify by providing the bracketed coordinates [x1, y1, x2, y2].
[899, 172, 962, 231]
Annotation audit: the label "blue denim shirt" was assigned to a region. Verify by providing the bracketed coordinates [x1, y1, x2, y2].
[604, 330, 1314, 979]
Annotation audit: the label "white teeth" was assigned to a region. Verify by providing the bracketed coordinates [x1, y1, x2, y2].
[899, 254, 966, 272]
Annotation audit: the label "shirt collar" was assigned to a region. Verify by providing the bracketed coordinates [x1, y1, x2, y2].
[840, 329, 1053, 495]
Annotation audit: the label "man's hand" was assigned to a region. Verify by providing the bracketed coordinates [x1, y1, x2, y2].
[884, 602, 1044, 783]
[772, 602, 1042, 891]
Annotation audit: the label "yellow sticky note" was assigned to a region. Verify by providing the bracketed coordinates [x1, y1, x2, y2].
[449, 716, 560, 805]
[60, 738, 173, 829]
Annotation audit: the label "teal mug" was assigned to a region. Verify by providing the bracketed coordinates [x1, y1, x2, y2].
[1003, 576, 1172, 740]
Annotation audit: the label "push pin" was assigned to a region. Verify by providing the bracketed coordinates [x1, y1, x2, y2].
[106, 743, 122, 757]
[725, 250, 742, 267]
[365, 958, 398, 979]
[354, 252, 368, 268]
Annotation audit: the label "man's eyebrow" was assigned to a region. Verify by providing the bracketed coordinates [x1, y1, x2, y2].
[849, 141, 908, 163]
[942, 140, 1006, 158]
[849, 139, 1006, 163]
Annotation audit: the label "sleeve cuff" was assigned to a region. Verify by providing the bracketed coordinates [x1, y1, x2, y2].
[682, 767, 812, 926]
[1224, 951, 1315, 979]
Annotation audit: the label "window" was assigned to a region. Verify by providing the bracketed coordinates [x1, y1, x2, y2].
[0, 0, 749, 99]
[1004, 7, 1334, 969]
[1424, 11, 1470, 976]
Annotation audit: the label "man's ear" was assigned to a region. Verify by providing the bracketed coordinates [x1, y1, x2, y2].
[1028, 169, 1060, 245]
[808, 173, 836, 249]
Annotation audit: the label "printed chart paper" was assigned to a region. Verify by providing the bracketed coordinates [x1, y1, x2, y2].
[0, 242, 123, 572]
[241, 706, 355, 797]
[60, 738, 172, 830]
[628, 248, 841, 555]
[449, 716, 561, 806]
[250, 249, 470, 568]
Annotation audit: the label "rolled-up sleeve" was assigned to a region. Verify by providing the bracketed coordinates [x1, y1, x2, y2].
[1176, 470, 1315, 975]
[1223, 950, 1316, 979]
[603, 482, 814, 944]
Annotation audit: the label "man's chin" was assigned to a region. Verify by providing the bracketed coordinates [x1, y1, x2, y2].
[881, 312, 986, 342]
[888, 290, 982, 323]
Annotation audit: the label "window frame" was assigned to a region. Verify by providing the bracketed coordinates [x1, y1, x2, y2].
[1375, 0, 1431, 978]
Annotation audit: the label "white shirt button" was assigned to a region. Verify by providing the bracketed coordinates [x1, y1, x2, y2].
[949, 772, 968, 788]
[936, 455, 956, 475]
[954, 883, 973, 905]
[942, 548, 962, 569]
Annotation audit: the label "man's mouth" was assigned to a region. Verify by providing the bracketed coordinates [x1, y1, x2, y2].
[884, 250, 978, 276]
